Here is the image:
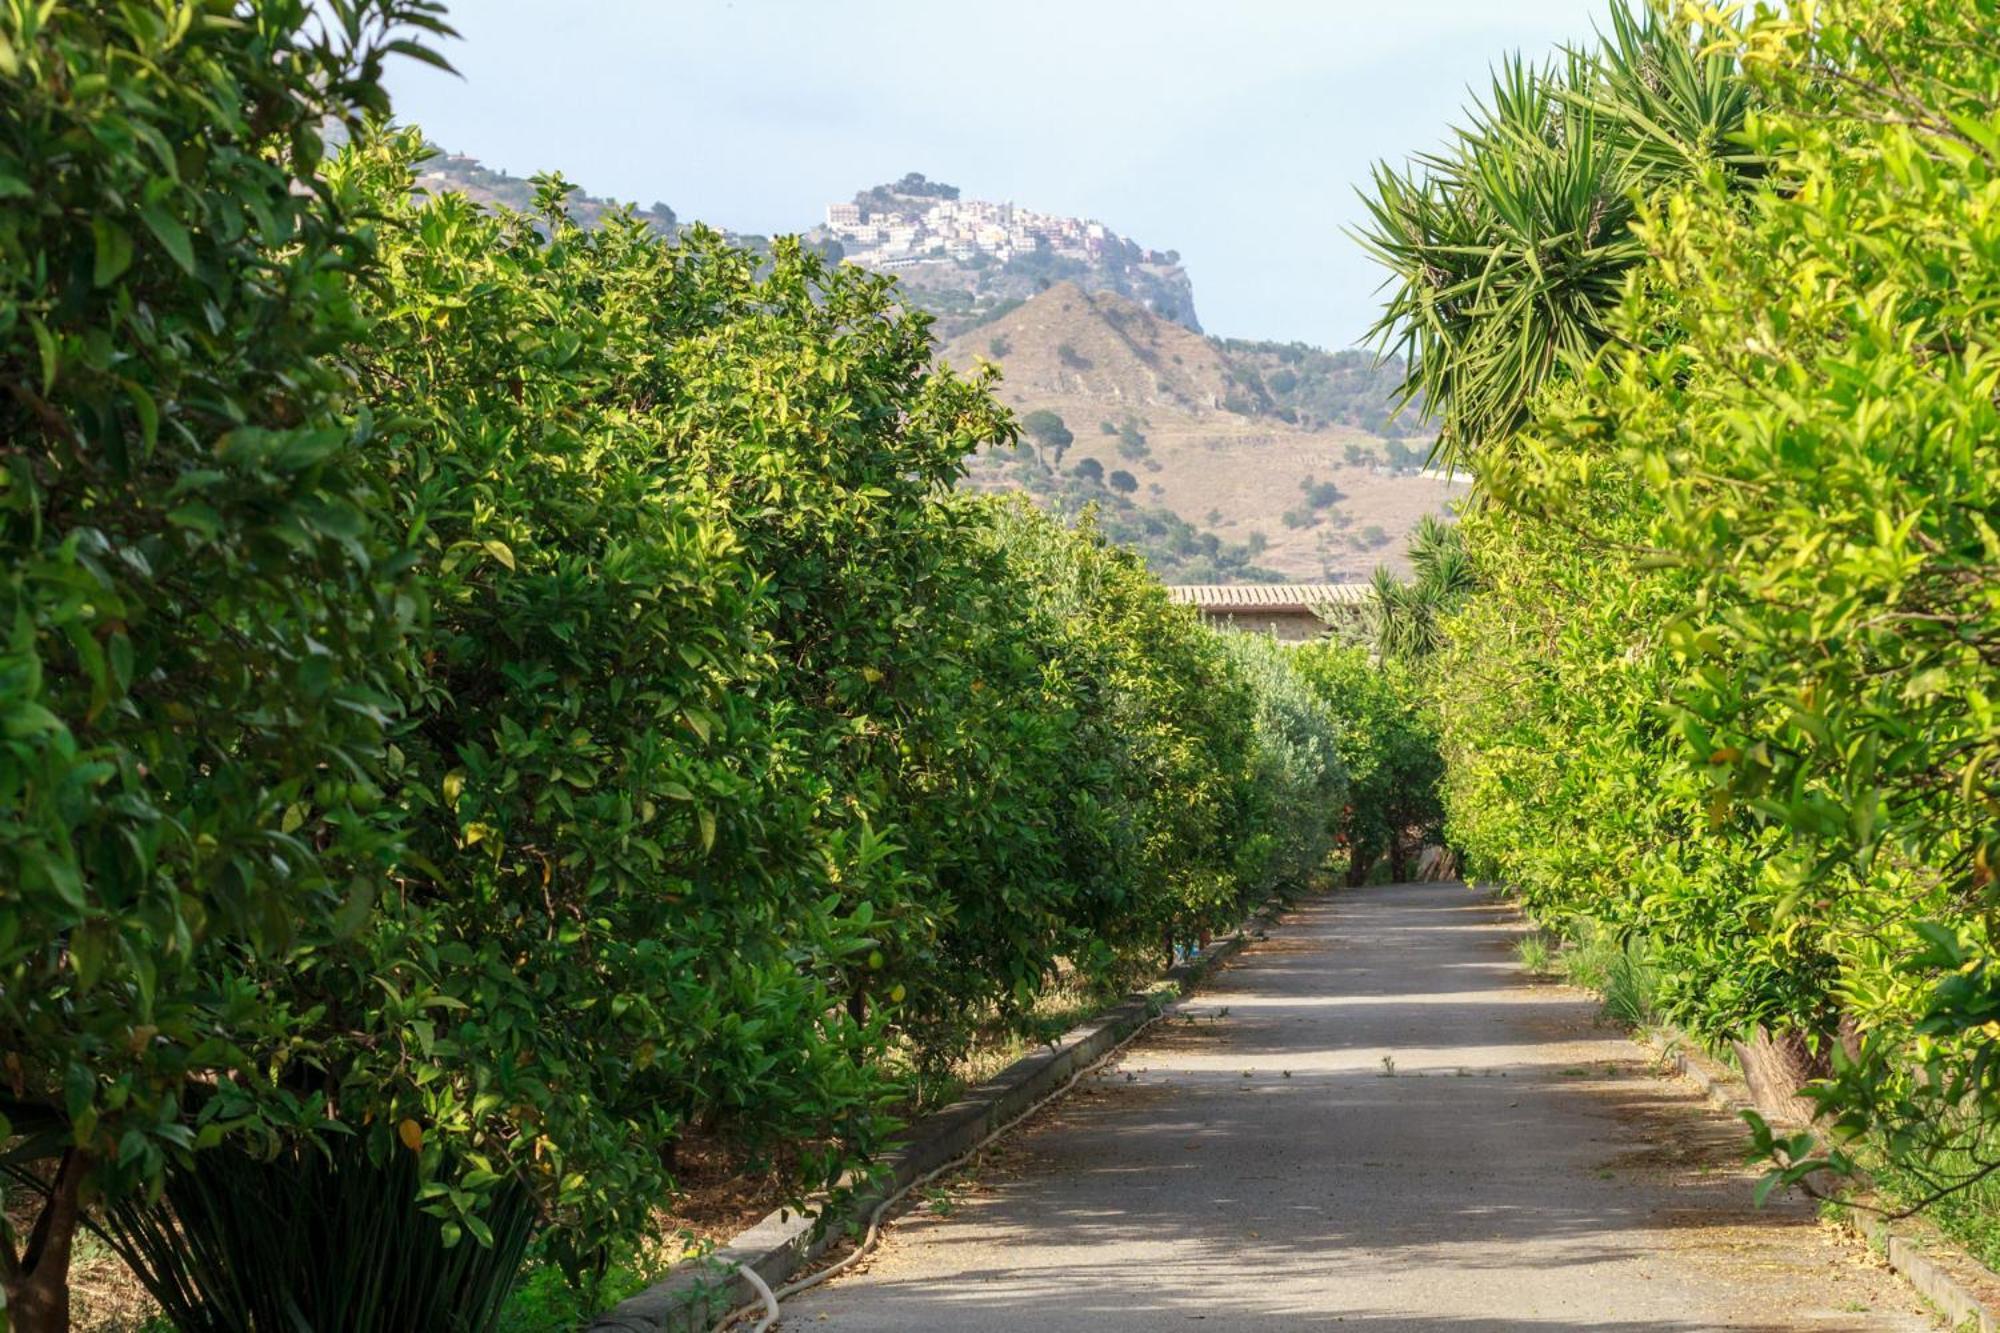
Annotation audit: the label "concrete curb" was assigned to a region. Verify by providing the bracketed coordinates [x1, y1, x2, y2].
[587, 897, 1291, 1332]
[1640, 1027, 2000, 1333]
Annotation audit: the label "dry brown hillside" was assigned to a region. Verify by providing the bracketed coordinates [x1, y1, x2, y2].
[941, 284, 1464, 582]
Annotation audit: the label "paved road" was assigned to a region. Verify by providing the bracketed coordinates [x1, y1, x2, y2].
[784, 882, 1936, 1330]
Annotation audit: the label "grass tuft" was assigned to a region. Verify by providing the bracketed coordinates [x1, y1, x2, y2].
[1544, 918, 1661, 1030]
[1514, 931, 1553, 976]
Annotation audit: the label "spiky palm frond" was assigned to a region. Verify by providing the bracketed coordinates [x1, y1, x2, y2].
[1356, 1, 1762, 470]
[90, 1141, 538, 1333]
[1367, 518, 1476, 664]
[1576, 1, 1763, 180]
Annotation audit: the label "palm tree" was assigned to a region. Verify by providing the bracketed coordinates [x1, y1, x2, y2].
[1367, 516, 1476, 663]
[1356, 2, 1761, 470]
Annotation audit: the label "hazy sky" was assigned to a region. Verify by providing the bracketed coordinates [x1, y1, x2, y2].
[384, 1, 1607, 349]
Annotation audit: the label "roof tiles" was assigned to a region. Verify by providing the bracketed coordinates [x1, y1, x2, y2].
[1166, 584, 1371, 612]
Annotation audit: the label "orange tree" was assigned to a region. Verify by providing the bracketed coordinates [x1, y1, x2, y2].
[1365, 0, 2000, 1228]
[2, 14, 1356, 1326]
[80, 131, 1349, 1330]
[0, 4, 448, 1330]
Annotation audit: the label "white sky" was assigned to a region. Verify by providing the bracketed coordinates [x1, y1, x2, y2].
[384, 0, 1608, 347]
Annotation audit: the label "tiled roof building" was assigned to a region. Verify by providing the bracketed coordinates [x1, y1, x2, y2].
[1166, 584, 1368, 641]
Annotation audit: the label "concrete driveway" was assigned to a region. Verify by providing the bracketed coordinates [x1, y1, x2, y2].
[781, 881, 1936, 1330]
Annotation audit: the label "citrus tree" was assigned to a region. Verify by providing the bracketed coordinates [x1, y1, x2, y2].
[0, 4, 448, 1328]
[1370, 0, 2000, 1217]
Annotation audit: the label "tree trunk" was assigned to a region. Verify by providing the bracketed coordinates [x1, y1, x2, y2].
[2, 1147, 88, 1333]
[1731, 1025, 1829, 1126]
[1387, 832, 1410, 884]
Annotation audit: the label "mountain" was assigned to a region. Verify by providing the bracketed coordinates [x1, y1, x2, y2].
[942, 284, 1462, 583]
[412, 150, 687, 237]
[806, 173, 1199, 338]
[403, 150, 1456, 582]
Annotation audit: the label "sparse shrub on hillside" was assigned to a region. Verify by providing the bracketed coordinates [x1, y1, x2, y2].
[1073, 457, 1106, 484]
[1057, 341, 1093, 371]
[988, 334, 1011, 358]
[1300, 476, 1344, 509]
[1382, 439, 1425, 471]
[1109, 469, 1139, 494]
[1116, 421, 1150, 459]
[1022, 408, 1074, 466]
[961, 296, 1024, 332]
[1215, 339, 1431, 438]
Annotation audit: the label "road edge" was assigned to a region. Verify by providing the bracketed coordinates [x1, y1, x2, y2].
[1642, 1027, 2000, 1333]
[586, 894, 1296, 1332]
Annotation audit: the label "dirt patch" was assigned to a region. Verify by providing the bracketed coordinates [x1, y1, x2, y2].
[652, 1137, 805, 1255]
[3, 1191, 160, 1333]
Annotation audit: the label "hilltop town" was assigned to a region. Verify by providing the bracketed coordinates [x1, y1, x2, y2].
[808, 173, 1200, 335]
[398, 152, 1450, 579]
[821, 172, 1171, 272]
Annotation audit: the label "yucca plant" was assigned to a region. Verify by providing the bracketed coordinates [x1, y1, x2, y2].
[1581, 1, 1762, 180]
[1358, 1, 1761, 467]
[1366, 516, 1475, 664]
[88, 1139, 537, 1333]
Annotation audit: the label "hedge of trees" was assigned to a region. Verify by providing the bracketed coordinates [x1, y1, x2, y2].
[1365, 0, 2000, 1216]
[0, 6, 1370, 1329]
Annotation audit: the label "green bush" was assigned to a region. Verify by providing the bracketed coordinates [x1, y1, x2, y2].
[979, 500, 1271, 953]
[1366, 0, 2000, 1225]
[1553, 921, 1660, 1030]
[1216, 634, 1346, 899]
[1291, 643, 1442, 883]
[0, 3, 447, 1326]
[0, 12, 1364, 1328]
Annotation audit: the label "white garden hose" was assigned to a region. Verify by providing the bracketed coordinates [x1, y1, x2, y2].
[730, 1263, 780, 1333]
[713, 1000, 1176, 1331]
